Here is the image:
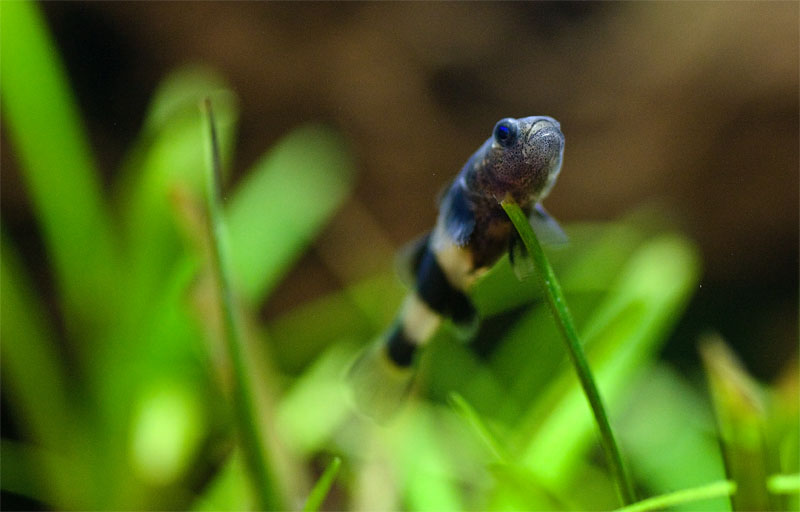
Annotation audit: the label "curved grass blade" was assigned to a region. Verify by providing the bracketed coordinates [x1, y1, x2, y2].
[448, 392, 508, 463]
[201, 99, 282, 510]
[613, 480, 736, 512]
[767, 473, 800, 494]
[0, 0, 118, 334]
[226, 124, 355, 304]
[501, 199, 636, 505]
[302, 457, 342, 512]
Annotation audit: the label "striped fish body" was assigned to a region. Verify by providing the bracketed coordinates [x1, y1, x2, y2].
[350, 116, 566, 419]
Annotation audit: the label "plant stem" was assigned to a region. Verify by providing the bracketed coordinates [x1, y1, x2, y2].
[202, 98, 280, 510]
[501, 199, 636, 506]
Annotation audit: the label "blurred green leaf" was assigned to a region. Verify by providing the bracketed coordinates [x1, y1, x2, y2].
[0, 233, 70, 449]
[700, 335, 778, 511]
[515, 234, 701, 488]
[277, 344, 354, 455]
[202, 99, 284, 510]
[302, 457, 342, 512]
[620, 364, 729, 511]
[115, 69, 238, 321]
[227, 124, 356, 303]
[0, 0, 118, 334]
[192, 451, 254, 511]
[613, 480, 736, 512]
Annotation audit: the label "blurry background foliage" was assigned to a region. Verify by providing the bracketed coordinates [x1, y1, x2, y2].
[1, 1, 797, 511]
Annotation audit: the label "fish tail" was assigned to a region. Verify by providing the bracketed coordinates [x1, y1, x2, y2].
[348, 324, 419, 421]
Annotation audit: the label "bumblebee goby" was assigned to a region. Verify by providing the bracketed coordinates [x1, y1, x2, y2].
[349, 116, 566, 420]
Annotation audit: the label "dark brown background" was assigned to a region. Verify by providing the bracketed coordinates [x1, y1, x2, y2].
[3, 2, 797, 379]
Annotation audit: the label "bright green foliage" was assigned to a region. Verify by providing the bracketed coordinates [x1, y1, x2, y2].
[1, 2, 796, 511]
[303, 457, 342, 512]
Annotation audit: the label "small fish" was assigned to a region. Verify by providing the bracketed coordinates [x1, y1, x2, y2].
[349, 116, 566, 419]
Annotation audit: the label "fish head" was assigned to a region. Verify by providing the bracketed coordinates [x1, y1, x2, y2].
[482, 116, 565, 203]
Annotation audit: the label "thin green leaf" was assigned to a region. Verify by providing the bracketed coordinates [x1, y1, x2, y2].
[620, 365, 729, 511]
[501, 199, 636, 505]
[700, 335, 777, 511]
[302, 457, 342, 512]
[448, 392, 508, 463]
[613, 480, 736, 512]
[0, 232, 70, 449]
[201, 99, 283, 510]
[515, 234, 700, 493]
[0, 0, 117, 332]
[227, 124, 355, 303]
[116, 74, 238, 322]
[767, 473, 800, 494]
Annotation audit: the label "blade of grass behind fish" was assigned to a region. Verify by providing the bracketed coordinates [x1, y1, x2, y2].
[700, 334, 778, 511]
[302, 457, 342, 512]
[268, 273, 405, 373]
[0, 235, 96, 508]
[201, 99, 285, 510]
[385, 408, 469, 511]
[613, 480, 737, 512]
[191, 451, 254, 511]
[114, 72, 238, 325]
[0, 0, 118, 339]
[226, 124, 356, 304]
[619, 364, 729, 511]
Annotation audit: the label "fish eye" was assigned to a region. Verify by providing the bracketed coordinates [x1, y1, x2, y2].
[493, 119, 517, 147]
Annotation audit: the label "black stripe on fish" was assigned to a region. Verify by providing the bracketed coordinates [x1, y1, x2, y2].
[386, 323, 417, 367]
[415, 246, 476, 326]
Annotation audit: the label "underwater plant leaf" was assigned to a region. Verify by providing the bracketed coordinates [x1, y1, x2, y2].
[620, 364, 730, 511]
[201, 100, 284, 510]
[115, 68, 238, 321]
[226, 124, 356, 303]
[515, 234, 701, 489]
[0, 0, 118, 332]
[302, 457, 342, 512]
[700, 335, 778, 511]
[613, 480, 736, 512]
[0, 233, 70, 450]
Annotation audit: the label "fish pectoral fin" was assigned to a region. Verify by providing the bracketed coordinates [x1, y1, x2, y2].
[509, 233, 536, 281]
[529, 203, 568, 247]
[395, 232, 431, 288]
[442, 185, 475, 246]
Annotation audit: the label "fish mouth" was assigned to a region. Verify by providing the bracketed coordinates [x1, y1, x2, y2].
[524, 120, 564, 162]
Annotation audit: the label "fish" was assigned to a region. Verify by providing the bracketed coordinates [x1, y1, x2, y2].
[348, 116, 566, 420]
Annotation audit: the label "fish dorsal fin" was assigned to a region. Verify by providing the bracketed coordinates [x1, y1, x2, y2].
[441, 184, 475, 246]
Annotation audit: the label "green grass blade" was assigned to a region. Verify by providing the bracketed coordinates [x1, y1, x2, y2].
[0, 232, 70, 449]
[0, 0, 117, 331]
[227, 124, 355, 303]
[302, 457, 342, 512]
[620, 365, 729, 511]
[448, 392, 508, 463]
[767, 473, 800, 494]
[114, 70, 237, 322]
[700, 335, 776, 511]
[515, 234, 700, 500]
[501, 199, 636, 505]
[614, 480, 737, 512]
[201, 99, 282, 510]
